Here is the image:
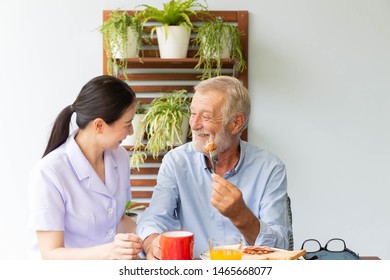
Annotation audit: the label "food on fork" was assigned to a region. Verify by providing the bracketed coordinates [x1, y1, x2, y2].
[203, 141, 217, 153]
[203, 140, 218, 173]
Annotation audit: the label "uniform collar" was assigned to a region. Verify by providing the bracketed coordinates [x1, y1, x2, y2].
[66, 130, 118, 197]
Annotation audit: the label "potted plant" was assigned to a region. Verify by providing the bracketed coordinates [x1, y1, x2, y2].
[193, 16, 246, 80]
[136, 0, 208, 58]
[100, 10, 144, 78]
[121, 102, 149, 146]
[125, 200, 146, 222]
[130, 89, 191, 169]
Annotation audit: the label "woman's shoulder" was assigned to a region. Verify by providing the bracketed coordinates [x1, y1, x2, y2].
[34, 144, 68, 170]
[29, 144, 70, 184]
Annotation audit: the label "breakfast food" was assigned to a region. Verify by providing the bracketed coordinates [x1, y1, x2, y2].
[242, 246, 306, 260]
[203, 141, 217, 153]
[243, 246, 275, 255]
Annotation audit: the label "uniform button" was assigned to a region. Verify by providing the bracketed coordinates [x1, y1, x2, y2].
[107, 208, 114, 216]
[107, 228, 114, 236]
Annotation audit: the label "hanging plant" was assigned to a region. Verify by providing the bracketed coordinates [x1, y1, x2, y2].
[130, 90, 191, 169]
[193, 16, 246, 80]
[100, 10, 144, 78]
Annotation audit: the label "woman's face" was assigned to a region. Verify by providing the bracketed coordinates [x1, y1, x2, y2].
[190, 90, 234, 153]
[103, 104, 137, 150]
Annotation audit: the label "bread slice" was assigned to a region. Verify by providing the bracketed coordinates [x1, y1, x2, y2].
[242, 248, 306, 260]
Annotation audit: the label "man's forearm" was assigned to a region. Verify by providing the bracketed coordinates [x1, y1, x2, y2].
[231, 207, 260, 245]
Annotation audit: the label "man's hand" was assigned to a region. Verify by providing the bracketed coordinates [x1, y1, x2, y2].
[143, 233, 161, 260]
[210, 173, 260, 245]
[210, 173, 246, 218]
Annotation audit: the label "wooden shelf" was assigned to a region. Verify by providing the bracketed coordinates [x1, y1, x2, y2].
[103, 10, 248, 207]
[123, 57, 240, 68]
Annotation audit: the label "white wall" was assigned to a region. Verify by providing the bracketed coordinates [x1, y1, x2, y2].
[1, 0, 389, 259]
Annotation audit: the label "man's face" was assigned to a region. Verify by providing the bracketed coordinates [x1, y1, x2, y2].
[189, 90, 234, 154]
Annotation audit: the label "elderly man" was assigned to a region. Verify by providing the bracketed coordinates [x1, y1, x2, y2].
[137, 76, 292, 259]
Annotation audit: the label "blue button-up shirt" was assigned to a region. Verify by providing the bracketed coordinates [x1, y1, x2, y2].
[28, 130, 131, 253]
[137, 140, 291, 258]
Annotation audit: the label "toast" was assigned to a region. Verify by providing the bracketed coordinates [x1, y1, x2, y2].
[242, 246, 306, 260]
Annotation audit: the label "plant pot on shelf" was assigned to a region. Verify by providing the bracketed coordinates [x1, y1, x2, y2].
[130, 90, 191, 170]
[121, 113, 146, 146]
[167, 115, 190, 146]
[200, 29, 230, 59]
[100, 10, 143, 78]
[110, 27, 138, 59]
[137, 0, 209, 58]
[125, 212, 139, 223]
[125, 201, 145, 223]
[156, 25, 191, 58]
[193, 16, 246, 80]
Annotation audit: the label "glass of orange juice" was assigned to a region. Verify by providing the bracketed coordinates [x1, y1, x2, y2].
[208, 236, 243, 260]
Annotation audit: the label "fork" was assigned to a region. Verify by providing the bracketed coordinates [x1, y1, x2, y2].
[209, 150, 219, 173]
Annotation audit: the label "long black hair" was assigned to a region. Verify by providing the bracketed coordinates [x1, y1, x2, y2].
[42, 75, 136, 158]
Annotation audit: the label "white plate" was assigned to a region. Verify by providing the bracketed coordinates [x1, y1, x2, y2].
[200, 250, 211, 260]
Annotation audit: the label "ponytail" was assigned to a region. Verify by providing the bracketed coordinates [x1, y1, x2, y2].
[42, 105, 74, 158]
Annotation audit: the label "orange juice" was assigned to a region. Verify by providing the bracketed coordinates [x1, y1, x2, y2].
[210, 249, 242, 260]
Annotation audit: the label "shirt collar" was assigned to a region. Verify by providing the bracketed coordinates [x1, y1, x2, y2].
[66, 129, 90, 180]
[65, 130, 118, 196]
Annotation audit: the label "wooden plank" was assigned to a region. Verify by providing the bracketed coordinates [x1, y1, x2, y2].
[131, 191, 153, 198]
[237, 11, 249, 89]
[118, 73, 201, 81]
[131, 179, 157, 186]
[189, 11, 239, 22]
[131, 85, 195, 93]
[131, 167, 160, 175]
[124, 57, 238, 68]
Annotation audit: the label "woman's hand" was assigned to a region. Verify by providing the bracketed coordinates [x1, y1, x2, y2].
[108, 233, 143, 260]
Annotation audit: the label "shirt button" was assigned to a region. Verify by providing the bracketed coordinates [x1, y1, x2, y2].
[107, 208, 114, 216]
[107, 228, 114, 237]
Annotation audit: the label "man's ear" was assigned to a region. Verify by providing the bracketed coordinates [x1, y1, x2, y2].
[92, 118, 105, 134]
[230, 113, 245, 135]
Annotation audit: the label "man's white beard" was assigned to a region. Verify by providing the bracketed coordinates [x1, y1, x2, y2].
[192, 127, 233, 154]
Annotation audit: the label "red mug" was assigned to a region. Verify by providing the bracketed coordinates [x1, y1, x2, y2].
[160, 231, 194, 260]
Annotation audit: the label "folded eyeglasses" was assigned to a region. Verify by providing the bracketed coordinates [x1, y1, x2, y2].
[301, 238, 359, 260]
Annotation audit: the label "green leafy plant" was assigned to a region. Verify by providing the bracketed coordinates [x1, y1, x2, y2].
[136, 0, 209, 39]
[100, 10, 144, 78]
[125, 200, 145, 216]
[135, 102, 149, 114]
[193, 16, 246, 80]
[130, 90, 191, 169]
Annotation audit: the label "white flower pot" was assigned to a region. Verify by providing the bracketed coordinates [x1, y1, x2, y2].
[201, 29, 231, 59]
[156, 26, 190, 58]
[111, 27, 138, 59]
[167, 115, 190, 146]
[121, 114, 145, 146]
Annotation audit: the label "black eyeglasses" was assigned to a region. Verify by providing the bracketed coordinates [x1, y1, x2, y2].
[301, 238, 359, 260]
